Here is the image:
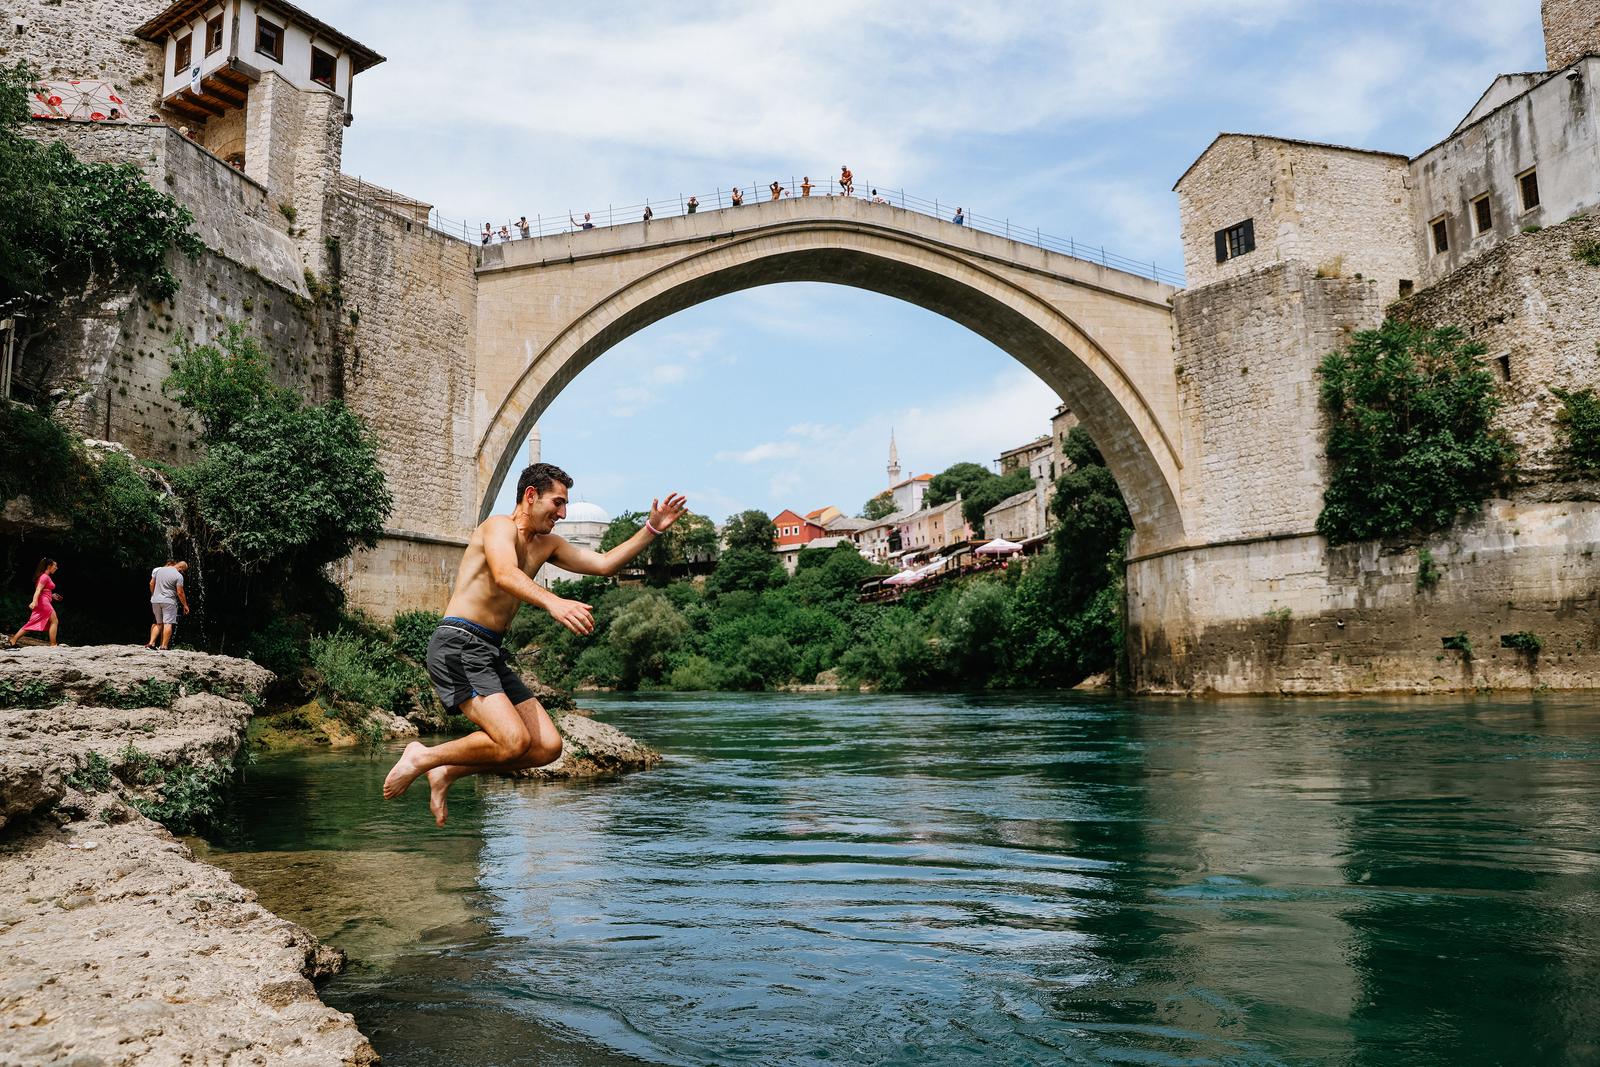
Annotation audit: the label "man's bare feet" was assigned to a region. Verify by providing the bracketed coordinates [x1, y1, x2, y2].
[383, 741, 428, 799]
[427, 766, 453, 826]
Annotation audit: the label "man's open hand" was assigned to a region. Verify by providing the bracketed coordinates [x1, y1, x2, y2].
[548, 596, 595, 636]
[649, 493, 689, 532]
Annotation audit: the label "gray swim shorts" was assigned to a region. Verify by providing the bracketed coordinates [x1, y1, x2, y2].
[151, 601, 178, 625]
[424, 619, 535, 713]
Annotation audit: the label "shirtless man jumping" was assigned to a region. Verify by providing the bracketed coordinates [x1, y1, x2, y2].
[382, 462, 687, 824]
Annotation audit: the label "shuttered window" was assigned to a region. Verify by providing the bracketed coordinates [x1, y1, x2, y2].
[1214, 218, 1255, 262]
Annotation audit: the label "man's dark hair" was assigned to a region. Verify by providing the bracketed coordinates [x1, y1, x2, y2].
[516, 462, 573, 502]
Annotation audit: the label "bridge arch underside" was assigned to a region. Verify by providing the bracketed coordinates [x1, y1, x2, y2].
[477, 231, 1186, 552]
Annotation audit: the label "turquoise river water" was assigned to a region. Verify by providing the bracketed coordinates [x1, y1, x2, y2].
[203, 691, 1600, 1065]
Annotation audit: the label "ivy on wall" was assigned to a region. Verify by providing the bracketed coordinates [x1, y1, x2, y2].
[1316, 321, 1515, 545]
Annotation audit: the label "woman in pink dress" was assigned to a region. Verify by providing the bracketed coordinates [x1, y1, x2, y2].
[12, 558, 60, 646]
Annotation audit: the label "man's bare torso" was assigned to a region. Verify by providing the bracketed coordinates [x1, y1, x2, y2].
[442, 515, 559, 632]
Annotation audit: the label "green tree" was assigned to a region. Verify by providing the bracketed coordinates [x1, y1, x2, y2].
[598, 508, 716, 584]
[606, 590, 689, 688]
[961, 467, 1033, 534]
[722, 509, 777, 551]
[599, 511, 646, 552]
[862, 491, 896, 520]
[169, 324, 391, 571]
[705, 546, 786, 597]
[1316, 320, 1514, 544]
[0, 62, 203, 371]
[163, 323, 277, 440]
[924, 461, 994, 508]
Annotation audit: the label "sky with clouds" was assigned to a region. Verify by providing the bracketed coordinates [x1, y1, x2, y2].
[315, 0, 1545, 522]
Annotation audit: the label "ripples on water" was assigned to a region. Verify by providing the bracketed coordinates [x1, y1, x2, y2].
[211, 692, 1600, 1065]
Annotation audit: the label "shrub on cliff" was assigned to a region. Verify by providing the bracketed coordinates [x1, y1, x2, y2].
[0, 405, 170, 567]
[1317, 321, 1514, 544]
[1550, 386, 1600, 476]
[0, 62, 202, 375]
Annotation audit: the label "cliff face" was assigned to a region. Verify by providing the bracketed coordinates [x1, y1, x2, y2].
[0, 646, 376, 1066]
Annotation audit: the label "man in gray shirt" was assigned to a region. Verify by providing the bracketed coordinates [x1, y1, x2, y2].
[146, 559, 189, 650]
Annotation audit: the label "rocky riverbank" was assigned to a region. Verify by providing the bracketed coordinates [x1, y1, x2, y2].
[0, 645, 377, 1065]
[0, 643, 664, 1066]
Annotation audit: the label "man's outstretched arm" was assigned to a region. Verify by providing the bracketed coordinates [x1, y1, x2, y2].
[548, 493, 688, 578]
[482, 517, 595, 635]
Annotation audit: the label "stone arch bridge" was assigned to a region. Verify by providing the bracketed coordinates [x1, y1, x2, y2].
[470, 195, 1184, 552]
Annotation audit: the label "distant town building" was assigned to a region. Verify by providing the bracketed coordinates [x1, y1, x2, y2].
[897, 497, 969, 556]
[805, 505, 843, 527]
[536, 500, 610, 587]
[854, 514, 905, 563]
[773, 508, 829, 548]
[984, 487, 1049, 543]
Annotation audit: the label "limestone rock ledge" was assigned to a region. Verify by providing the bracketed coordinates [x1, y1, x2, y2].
[519, 710, 662, 780]
[0, 646, 376, 1066]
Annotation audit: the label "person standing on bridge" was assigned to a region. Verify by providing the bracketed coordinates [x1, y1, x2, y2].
[952, 207, 965, 226]
[730, 186, 744, 207]
[383, 463, 688, 825]
[570, 212, 595, 230]
[770, 180, 783, 201]
[839, 165, 853, 196]
[517, 215, 530, 239]
[686, 195, 698, 214]
[642, 204, 653, 222]
[801, 176, 813, 197]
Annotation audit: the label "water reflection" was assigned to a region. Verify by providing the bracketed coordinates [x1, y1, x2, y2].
[208, 692, 1600, 1065]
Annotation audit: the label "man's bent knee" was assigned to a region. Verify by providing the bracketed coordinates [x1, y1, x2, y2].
[490, 723, 532, 763]
[527, 735, 562, 767]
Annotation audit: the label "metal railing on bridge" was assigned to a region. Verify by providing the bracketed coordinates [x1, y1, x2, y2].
[344, 174, 1187, 288]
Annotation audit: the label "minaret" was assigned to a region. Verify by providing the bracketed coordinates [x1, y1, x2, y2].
[526, 424, 542, 467]
[887, 429, 901, 486]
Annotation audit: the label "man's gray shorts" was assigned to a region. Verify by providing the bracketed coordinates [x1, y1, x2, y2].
[151, 601, 178, 625]
[424, 622, 535, 713]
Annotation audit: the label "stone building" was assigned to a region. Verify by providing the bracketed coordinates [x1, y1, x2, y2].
[1131, 0, 1600, 693]
[983, 487, 1048, 543]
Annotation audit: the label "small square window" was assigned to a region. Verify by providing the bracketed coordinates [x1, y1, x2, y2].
[1431, 216, 1450, 255]
[1518, 169, 1540, 212]
[1472, 194, 1492, 234]
[256, 17, 283, 63]
[205, 15, 223, 56]
[173, 33, 192, 75]
[310, 46, 336, 88]
[1213, 218, 1256, 263]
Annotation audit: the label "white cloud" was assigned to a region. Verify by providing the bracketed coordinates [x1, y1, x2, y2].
[327, 0, 1301, 223]
[714, 441, 803, 464]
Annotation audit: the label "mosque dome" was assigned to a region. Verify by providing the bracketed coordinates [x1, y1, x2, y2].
[560, 501, 610, 525]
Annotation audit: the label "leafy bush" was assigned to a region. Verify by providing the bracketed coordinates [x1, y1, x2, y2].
[1572, 238, 1600, 267]
[118, 743, 232, 834]
[1317, 321, 1514, 544]
[392, 610, 441, 663]
[1416, 548, 1440, 590]
[244, 615, 315, 677]
[1550, 386, 1600, 476]
[1501, 631, 1543, 654]
[67, 750, 114, 792]
[309, 629, 408, 712]
[96, 679, 178, 709]
[668, 653, 721, 691]
[0, 679, 54, 708]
